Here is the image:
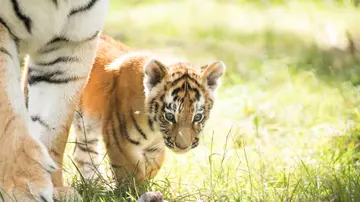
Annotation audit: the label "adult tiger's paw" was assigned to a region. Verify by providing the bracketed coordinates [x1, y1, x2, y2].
[0, 135, 57, 202]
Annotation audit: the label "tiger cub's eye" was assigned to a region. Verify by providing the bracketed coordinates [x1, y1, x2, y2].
[165, 113, 175, 122]
[193, 114, 203, 122]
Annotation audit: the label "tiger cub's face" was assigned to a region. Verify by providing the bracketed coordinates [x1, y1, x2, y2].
[143, 59, 225, 153]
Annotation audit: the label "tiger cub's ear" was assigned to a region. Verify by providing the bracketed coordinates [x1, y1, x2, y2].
[201, 61, 226, 91]
[143, 59, 169, 92]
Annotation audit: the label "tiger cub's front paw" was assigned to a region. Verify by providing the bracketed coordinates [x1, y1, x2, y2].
[0, 135, 57, 202]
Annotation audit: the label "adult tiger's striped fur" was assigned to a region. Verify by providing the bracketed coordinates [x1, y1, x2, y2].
[70, 34, 226, 183]
[0, 0, 108, 201]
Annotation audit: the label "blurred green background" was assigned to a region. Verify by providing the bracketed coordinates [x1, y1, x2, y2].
[64, 0, 360, 201]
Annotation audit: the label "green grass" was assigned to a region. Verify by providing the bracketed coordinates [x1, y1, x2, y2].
[61, 0, 360, 201]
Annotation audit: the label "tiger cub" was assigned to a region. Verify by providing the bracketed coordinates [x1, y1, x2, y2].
[71, 34, 226, 183]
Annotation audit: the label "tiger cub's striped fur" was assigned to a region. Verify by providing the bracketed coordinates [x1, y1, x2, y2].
[72, 34, 226, 182]
[0, 0, 108, 201]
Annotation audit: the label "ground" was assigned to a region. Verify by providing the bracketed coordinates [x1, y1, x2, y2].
[61, 0, 360, 201]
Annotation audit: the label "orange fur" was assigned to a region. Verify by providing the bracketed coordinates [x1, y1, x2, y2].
[72, 34, 225, 183]
[75, 35, 165, 182]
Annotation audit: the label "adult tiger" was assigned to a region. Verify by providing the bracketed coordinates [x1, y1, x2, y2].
[69, 34, 226, 183]
[0, 0, 108, 201]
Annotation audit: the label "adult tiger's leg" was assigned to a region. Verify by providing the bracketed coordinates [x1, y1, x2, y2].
[27, 35, 101, 187]
[26, 1, 108, 187]
[0, 22, 56, 202]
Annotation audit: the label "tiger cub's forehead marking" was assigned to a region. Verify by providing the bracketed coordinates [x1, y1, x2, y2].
[163, 71, 206, 115]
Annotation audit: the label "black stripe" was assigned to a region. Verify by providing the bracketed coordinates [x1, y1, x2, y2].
[149, 98, 156, 114]
[165, 103, 172, 110]
[188, 76, 202, 88]
[130, 109, 147, 140]
[110, 163, 121, 169]
[0, 47, 12, 59]
[181, 83, 186, 90]
[160, 94, 165, 101]
[171, 87, 182, 97]
[80, 138, 98, 144]
[154, 103, 159, 114]
[29, 75, 85, 85]
[172, 73, 202, 88]
[45, 168, 52, 175]
[40, 195, 49, 202]
[172, 73, 188, 85]
[148, 118, 154, 131]
[144, 146, 161, 153]
[0, 17, 19, 41]
[31, 116, 52, 130]
[38, 45, 62, 54]
[153, 102, 159, 122]
[118, 113, 140, 145]
[194, 87, 201, 100]
[28, 69, 86, 85]
[161, 103, 166, 113]
[111, 109, 123, 151]
[10, 0, 32, 33]
[69, 0, 99, 16]
[171, 72, 182, 77]
[188, 84, 201, 100]
[47, 36, 69, 45]
[28, 70, 62, 85]
[52, 0, 58, 7]
[46, 31, 99, 46]
[0, 17, 12, 34]
[83, 31, 100, 42]
[76, 144, 99, 155]
[106, 84, 123, 152]
[36, 56, 79, 66]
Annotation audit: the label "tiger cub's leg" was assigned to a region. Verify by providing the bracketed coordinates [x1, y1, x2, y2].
[0, 24, 57, 201]
[139, 147, 166, 181]
[72, 111, 104, 180]
[106, 140, 166, 183]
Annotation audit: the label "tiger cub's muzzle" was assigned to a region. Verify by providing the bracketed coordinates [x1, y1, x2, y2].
[164, 135, 199, 154]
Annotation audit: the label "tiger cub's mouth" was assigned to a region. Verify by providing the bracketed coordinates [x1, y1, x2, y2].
[163, 136, 199, 154]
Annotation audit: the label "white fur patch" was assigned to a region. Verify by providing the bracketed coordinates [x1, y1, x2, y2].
[2, 33, 29, 131]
